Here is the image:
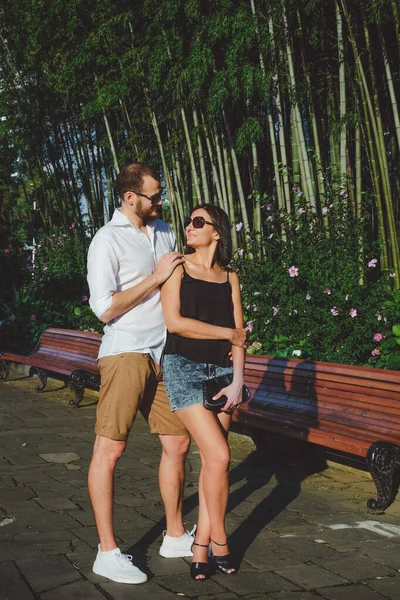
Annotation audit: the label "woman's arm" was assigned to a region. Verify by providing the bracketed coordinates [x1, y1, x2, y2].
[214, 271, 246, 412]
[230, 271, 246, 386]
[161, 266, 247, 347]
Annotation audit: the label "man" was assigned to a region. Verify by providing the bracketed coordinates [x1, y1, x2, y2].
[87, 162, 192, 584]
[87, 162, 247, 585]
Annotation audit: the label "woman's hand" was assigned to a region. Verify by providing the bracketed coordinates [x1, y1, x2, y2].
[213, 382, 244, 413]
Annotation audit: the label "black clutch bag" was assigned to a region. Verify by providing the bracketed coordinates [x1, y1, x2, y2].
[202, 373, 251, 412]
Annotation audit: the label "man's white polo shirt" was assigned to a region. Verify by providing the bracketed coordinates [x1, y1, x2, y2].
[87, 209, 176, 364]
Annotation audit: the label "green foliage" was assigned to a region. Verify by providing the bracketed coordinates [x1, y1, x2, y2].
[0, 225, 102, 353]
[232, 191, 396, 367]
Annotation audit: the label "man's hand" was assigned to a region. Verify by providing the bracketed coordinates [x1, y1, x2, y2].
[155, 252, 184, 285]
[229, 328, 247, 349]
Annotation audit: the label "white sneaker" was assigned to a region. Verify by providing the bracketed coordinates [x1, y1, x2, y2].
[159, 525, 196, 558]
[92, 545, 147, 584]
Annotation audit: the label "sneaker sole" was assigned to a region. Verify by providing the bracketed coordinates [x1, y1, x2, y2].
[92, 566, 147, 584]
[159, 548, 193, 558]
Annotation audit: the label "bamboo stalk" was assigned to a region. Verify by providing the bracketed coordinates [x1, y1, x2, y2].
[193, 108, 210, 204]
[335, 1, 347, 180]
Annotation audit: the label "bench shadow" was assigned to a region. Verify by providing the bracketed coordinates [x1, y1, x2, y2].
[228, 357, 327, 565]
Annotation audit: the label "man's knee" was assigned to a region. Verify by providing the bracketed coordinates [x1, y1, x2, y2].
[160, 434, 191, 461]
[91, 435, 126, 468]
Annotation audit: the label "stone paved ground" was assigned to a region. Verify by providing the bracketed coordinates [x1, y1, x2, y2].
[1, 374, 400, 600]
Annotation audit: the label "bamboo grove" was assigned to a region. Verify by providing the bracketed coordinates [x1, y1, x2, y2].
[0, 0, 399, 284]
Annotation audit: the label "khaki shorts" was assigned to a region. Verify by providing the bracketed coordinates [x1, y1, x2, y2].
[95, 352, 188, 441]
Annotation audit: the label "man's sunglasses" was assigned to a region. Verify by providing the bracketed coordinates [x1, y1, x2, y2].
[184, 216, 215, 229]
[131, 190, 162, 205]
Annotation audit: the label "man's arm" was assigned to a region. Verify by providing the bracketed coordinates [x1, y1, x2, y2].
[87, 235, 184, 324]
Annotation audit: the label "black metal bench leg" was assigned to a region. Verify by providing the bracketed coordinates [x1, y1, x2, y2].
[69, 370, 86, 407]
[35, 368, 48, 392]
[366, 442, 399, 512]
[0, 360, 10, 381]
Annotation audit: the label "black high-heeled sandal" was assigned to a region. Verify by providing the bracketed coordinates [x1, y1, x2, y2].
[190, 541, 212, 581]
[210, 539, 237, 575]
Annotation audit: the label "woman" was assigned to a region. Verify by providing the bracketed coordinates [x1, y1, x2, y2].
[161, 204, 247, 580]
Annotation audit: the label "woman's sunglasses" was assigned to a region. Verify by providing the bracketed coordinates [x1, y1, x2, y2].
[184, 216, 215, 229]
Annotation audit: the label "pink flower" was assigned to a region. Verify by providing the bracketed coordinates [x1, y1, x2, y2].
[324, 288, 331, 295]
[82, 295, 88, 302]
[268, 215, 274, 222]
[331, 307, 339, 316]
[43, 266, 48, 271]
[30, 315, 36, 321]
[322, 207, 328, 216]
[288, 266, 299, 277]
[298, 208, 306, 215]
[373, 333, 383, 342]
[235, 222, 243, 232]
[371, 349, 381, 356]
[368, 258, 378, 268]
[253, 305, 258, 312]
[273, 306, 279, 317]
[237, 248, 244, 257]
[349, 308, 358, 318]
[292, 187, 297, 192]
[329, 203, 333, 208]
[4, 249, 10, 253]
[376, 312, 382, 321]
[71, 222, 76, 229]
[246, 320, 254, 333]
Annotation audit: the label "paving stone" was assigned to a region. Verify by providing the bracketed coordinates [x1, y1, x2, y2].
[35, 496, 80, 511]
[274, 537, 339, 561]
[214, 571, 301, 595]
[319, 583, 390, 600]
[364, 540, 400, 570]
[368, 577, 400, 600]
[39, 452, 81, 464]
[17, 554, 81, 592]
[275, 564, 349, 590]
[196, 594, 239, 600]
[0, 560, 35, 600]
[315, 553, 393, 582]
[102, 579, 190, 598]
[270, 593, 322, 600]
[241, 542, 303, 571]
[41, 580, 106, 600]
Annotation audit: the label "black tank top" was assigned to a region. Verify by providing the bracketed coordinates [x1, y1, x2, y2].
[164, 268, 235, 367]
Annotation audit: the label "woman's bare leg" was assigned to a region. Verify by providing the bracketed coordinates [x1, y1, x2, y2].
[175, 404, 233, 576]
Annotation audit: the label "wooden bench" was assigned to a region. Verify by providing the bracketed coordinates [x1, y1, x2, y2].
[234, 355, 400, 513]
[0, 328, 102, 407]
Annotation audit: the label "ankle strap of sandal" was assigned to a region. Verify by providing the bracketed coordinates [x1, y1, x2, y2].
[192, 541, 209, 548]
[210, 539, 228, 546]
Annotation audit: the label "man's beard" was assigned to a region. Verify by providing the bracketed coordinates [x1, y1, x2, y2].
[136, 199, 162, 223]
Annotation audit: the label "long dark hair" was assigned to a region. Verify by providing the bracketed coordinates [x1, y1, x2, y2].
[186, 204, 232, 268]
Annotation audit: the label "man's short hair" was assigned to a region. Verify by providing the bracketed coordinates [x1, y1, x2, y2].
[115, 162, 160, 200]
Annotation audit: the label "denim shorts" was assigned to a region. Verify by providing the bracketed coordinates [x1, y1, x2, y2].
[162, 354, 233, 412]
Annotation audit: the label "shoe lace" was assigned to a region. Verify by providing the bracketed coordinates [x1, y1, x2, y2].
[116, 551, 133, 568]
